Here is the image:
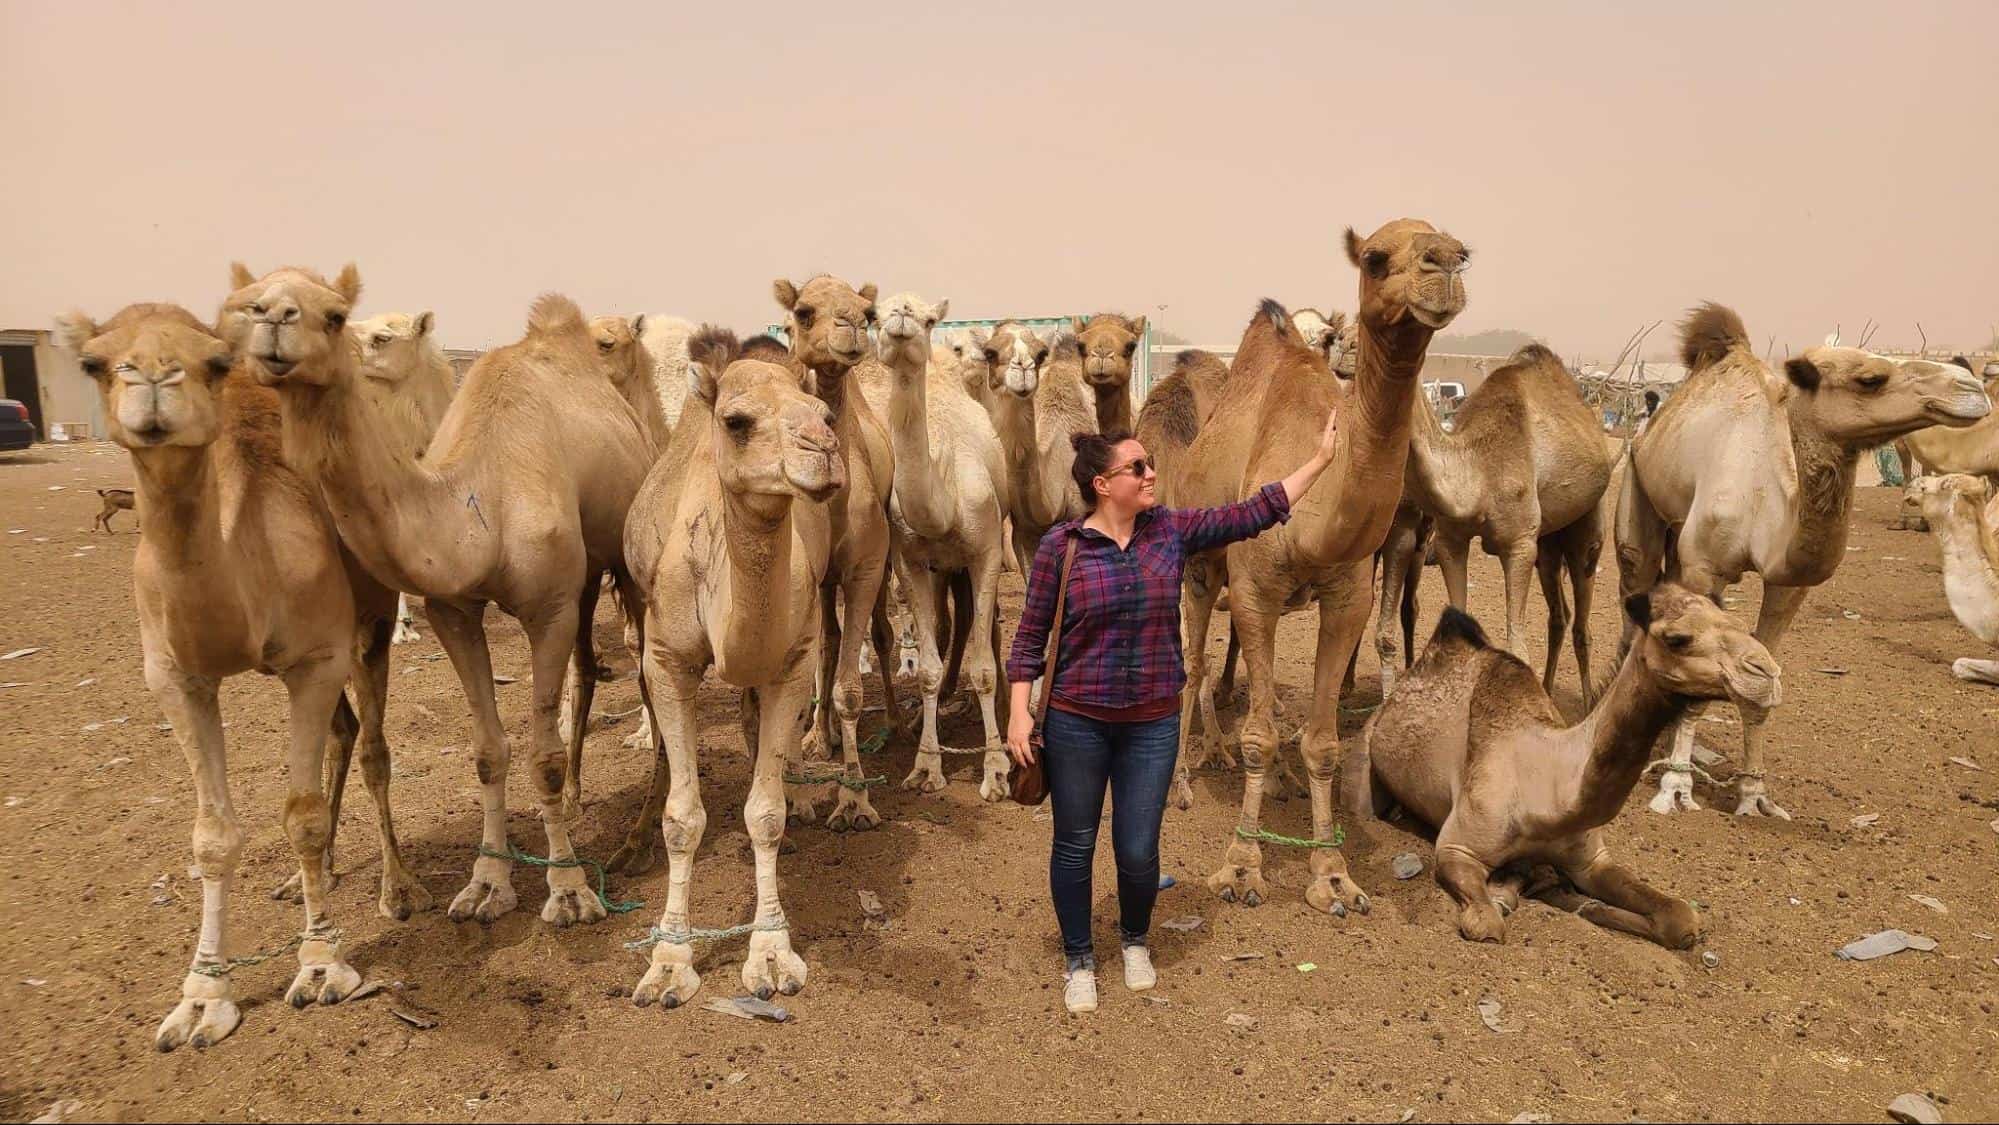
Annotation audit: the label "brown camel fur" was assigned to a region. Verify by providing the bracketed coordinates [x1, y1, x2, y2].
[982, 322, 1098, 577]
[1384, 344, 1614, 710]
[1069, 312, 1148, 434]
[1352, 585, 1780, 947]
[93, 487, 135, 532]
[1896, 358, 1999, 480]
[55, 303, 423, 1051]
[591, 314, 675, 455]
[231, 265, 655, 922]
[1171, 218, 1468, 916]
[1913, 473, 1999, 685]
[1616, 304, 1991, 817]
[624, 326, 845, 1011]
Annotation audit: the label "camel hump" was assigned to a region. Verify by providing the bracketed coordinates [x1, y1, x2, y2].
[1678, 302, 1749, 371]
[1508, 342, 1563, 369]
[525, 293, 588, 338]
[1256, 298, 1303, 342]
[1434, 606, 1491, 650]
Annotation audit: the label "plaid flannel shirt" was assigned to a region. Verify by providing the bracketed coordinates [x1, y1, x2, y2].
[1006, 482, 1292, 709]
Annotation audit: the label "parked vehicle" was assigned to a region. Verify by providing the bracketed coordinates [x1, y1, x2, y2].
[0, 400, 36, 452]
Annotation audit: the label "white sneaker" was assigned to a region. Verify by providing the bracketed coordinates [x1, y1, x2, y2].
[1121, 946, 1157, 992]
[1063, 968, 1098, 1013]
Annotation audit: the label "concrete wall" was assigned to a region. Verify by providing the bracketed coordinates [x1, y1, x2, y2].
[34, 334, 104, 440]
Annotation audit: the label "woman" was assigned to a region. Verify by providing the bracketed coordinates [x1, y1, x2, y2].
[1005, 409, 1342, 1014]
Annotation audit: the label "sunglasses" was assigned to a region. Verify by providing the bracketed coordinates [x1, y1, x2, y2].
[1101, 457, 1151, 480]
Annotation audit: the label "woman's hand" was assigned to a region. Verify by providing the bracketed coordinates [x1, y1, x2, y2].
[1314, 403, 1340, 466]
[1007, 707, 1035, 767]
[1280, 404, 1342, 506]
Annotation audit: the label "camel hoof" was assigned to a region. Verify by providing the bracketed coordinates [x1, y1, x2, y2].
[270, 860, 338, 903]
[902, 751, 948, 794]
[391, 622, 421, 645]
[743, 931, 808, 1000]
[828, 789, 881, 833]
[633, 946, 700, 1011]
[606, 836, 662, 876]
[1647, 770, 1702, 815]
[285, 956, 362, 1009]
[158, 974, 240, 1052]
[447, 875, 518, 924]
[1457, 905, 1507, 944]
[378, 875, 433, 922]
[979, 752, 1011, 802]
[1733, 794, 1791, 820]
[1169, 778, 1195, 812]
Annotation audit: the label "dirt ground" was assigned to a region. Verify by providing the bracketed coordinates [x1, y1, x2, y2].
[1, 440, 1994, 1123]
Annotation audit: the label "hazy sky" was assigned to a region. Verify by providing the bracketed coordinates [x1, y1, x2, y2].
[4, 1, 1994, 361]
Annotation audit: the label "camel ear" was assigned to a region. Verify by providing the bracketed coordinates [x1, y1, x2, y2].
[631, 313, 646, 338]
[968, 326, 991, 348]
[1127, 315, 1147, 339]
[1623, 592, 1652, 631]
[1069, 315, 1088, 336]
[689, 362, 719, 406]
[1343, 228, 1364, 267]
[772, 279, 799, 311]
[53, 311, 98, 353]
[931, 299, 950, 324]
[858, 283, 878, 306]
[229, 262, 256, 290]
[413, 310, 435, 337]
[333, 263, 362, 306]
[1784, 356, 1821, 392]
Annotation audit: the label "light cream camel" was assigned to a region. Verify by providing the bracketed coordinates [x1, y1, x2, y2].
[1069, 313, 1148, 434]
[855, 294, 1012, 800]
[1293, 308, 1350, 372]
[1617, 304, 1991, 817]
[590, 315, 674, 454]
[354, 310, 456, 644]
[230, 265, 655, 921]
[1172, 219, 1468, 915]
[982, 322, 1099, 573]
[638, 314, 697, 430]
[1896, 358, 1999, 480]
[1914, 473, 1999, 685]
[1383, 344, 1614, 710]
[624, 327, 845, 1010]
[774, 277, 901, 813]
[55, 303, 424, 1050]
[1352, 585, 1780, 946]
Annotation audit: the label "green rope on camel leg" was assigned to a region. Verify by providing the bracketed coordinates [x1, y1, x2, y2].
[1235, 824, 1347, 849]
[479, 844, 644, 915]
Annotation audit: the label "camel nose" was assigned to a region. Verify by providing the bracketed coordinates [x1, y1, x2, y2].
[254, 300, 300, 325]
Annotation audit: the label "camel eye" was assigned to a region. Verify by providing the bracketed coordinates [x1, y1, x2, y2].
[326, 310, 346, 330]
[1362, 249, 1391, 279]
[723, 412, 754, 440]
[1123, 341, 1137, 358]
[983, 349, 999, 364]
[80, 356, 108, 377]
[794, 307, 815, 328]
[863, 307, 877, 325]
[374, 334, 393, 346]
[1856, 374, 1888, 390]
[1663, 632, 1693, 650]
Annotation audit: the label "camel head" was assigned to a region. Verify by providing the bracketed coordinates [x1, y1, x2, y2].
[56, 304, 235, 451]
[688, 326, 845, 508]
[876, 293, 949, 371]
[1781, 350, 1991, 445]
[774, 276, 876, 371]
[951, 331, 993, 399]
[1069, 314, 1147, 394]
[1292, 308, 1350, 370]
[1343, 219, 1468, 335]
[588, 314, 649, 390]
[975, 323, 1049, 400]
[1913, 472, 1994, 531]
[219, 263, 361, 387]
[354, 311, 439, 385]
[1624, 584, 1782, 720]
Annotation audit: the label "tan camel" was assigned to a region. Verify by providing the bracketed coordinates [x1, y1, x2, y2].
[1068, 313, 1148, 434]
[1617, 304, 1991, 817]
[983, 322, 1099, 573]
[1913, 473, 1999, 685]
[624, 326, 845, 1010]
[230, 265, 655, 921]
[1352, 585, 1781, 947]
[773, 276, 901, 811]
[1896, 358, 1999, 480]
[1173, 218, 1468, 915]
[1383, 344, 1614, 709]
[353, 310, 456, 645]
[55, 303, 424, 1050]
[638, 313, 698, 430]
[1292, 308, 1350, 371]
[591, 314, 674, 453]
[854, 294, 1012, 800]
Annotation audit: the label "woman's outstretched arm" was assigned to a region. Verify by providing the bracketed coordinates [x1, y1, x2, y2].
[1174, 406, 1339, 555]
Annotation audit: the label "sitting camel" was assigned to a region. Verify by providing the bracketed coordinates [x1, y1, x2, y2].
[1068, 313, 1148, 434]
[56, 303, 423, 1050]
[1618, 304, 1991, 817]
[625, 327, 846, 1009]
[1914, 473, 1999, 685]
[1351, 584, 1781, 947]
[353, 310, 456, 645]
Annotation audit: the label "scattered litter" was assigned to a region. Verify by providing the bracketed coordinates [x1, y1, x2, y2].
[1908, 895, 1948, 915]
[1223, 1012, 1257, 1030]
[45, 486, 64, 492]
[1886, 1092, 1943, 1124]
[1972, 933, 1993, 941]
[702, 995, 790, 1023]
[858, 890, 887, 931]
[155, 723, 171, 733]
[97, 756, 131, 768]
[1222, 952, 1264, 962]
[23, 978, 47, 986]
[389, 1007, 437, 1030]
[1157, 874, 1177, 890]
[1138, 994, 1171, 1007]
[1701, 951, 1721, 969]
[1850, 813, 1881, 829]
[1391, 853, 1424, 880]
[6, 529, 22, 535]
[1509, 1115, 1552, 1125]
[492, 675, 518, 685]
[1, 648, 41, 661]
[914, 810, 952, 826]
[148, 874, 174, 906]
[1815, 667, 1848, 676]
[4, 797, 23, 808]
[1158, 916, 1203, 933]
[1692, 746, 1727, 766]
[1296, 962, 1317, 973]
[1476, 996, 1509, 1033]
[0, 683, 28, 689]
[1946, 756, 1982, 772]
[32, 537, 46, 543]
[1788, 897, 1802, 907]
[1836, 930, 1938, 961]
[345, 979, 387, 1002]
[1398, 1110, 1416, 1124]
[725, 1071, 748, 1086]
[1841, 610, 1861, 620]
[74, 678, 96, 688]
[29, 1099, 82, 1124]
[1991, 819, 1998, 836]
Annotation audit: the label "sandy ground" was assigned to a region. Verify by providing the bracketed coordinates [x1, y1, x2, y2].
[1, 440, 1995, 1123]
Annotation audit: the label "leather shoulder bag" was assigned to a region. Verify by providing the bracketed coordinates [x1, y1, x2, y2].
[1009, 536, 1078, 807]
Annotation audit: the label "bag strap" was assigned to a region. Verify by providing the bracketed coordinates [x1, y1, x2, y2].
[1035, 536, 1081, 733]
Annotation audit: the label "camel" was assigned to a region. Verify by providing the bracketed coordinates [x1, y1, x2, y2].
[230, 265, 656, 922]
[773, 277, 901, 810]
[1351, 584, 1781, 947]
[55, 303, 424, 1050]
[1381, 344, 1614, 710]
[1293, 308, 1351, 372]
[854, 294, 1012, 800]
[982, 322, 1099, 574]
[637, 314, 697, 430]
[1617, 304, 1991, 817]
[353, 310, 456, 645]
[1068, 313, 1148, 434]
[1895, 358, 1999, 481]
[1913, 473, 1999, 685]
[591, 315, 674, 453]
[93, 487, 135, 532]
[1173, 218, 1468, 915]
[626, 326, 845, 1009]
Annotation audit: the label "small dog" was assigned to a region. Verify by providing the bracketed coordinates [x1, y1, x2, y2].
[95, 488, 135, 533]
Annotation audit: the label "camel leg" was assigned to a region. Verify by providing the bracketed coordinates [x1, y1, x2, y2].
[632, 662, 707, 1010]
[1172, 572, 1224, 811]
[392, 593, 421, 644]
[560, 569, 604, 813]
[274, 653, 366, 1010]
[1495, 538, 1538, 659]
[1548, 837, 1701, 949]
[522, 598, 606, 927]
[826, 562, 888, 814]
[1648, 715, 1704, 814]
[1375, 510, 1422, 697]
[1612, 464, 1668, 661]
[1434, 841, 1506, 944]
[1952, 658, 1999, 685]
[1402, 518, 1429, 662]
[272, 691, 355, 903]
[148, 663, 246, 1051]
[426, 599, 519, 924]
[348, 617, 429, 921]
[1207, 586, 1284, 907]
[801, 583, 843, 767]
[1564, 518, 1603, 712]
[1734, 583, 1808, 820]
[938, 568, 974, 710]
[966, 557, 1010, 802]
[1535, 547, 1569, 702]
[1299, 575, 1373, 916]
[742, 656, 815, 1001]
[1217, 626, 1240, 709]
[607, 573, 666, 875]
[901, 565, 950, 795]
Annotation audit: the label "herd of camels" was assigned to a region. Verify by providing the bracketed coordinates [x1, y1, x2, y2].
[53, 217, 1997, 1050]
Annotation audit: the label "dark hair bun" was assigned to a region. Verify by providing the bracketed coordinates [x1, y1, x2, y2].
[1071, 431, 1106, 454]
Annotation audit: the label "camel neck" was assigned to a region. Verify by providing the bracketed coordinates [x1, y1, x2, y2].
[1403, 384, 1479, 523]
[129, 445, 227, 571]
[810, 363, 852, 419]
[1093, 384, 1133, 435]
[1782, 420, 1861, 582]
[1568, 650, 1685, 827]
[716, 489, 797, 680]
[1288, 320, 1426, 565]
[886, 351, 952, 539]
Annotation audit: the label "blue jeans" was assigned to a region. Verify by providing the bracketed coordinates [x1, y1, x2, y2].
[1041, 707, 1181, 971]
